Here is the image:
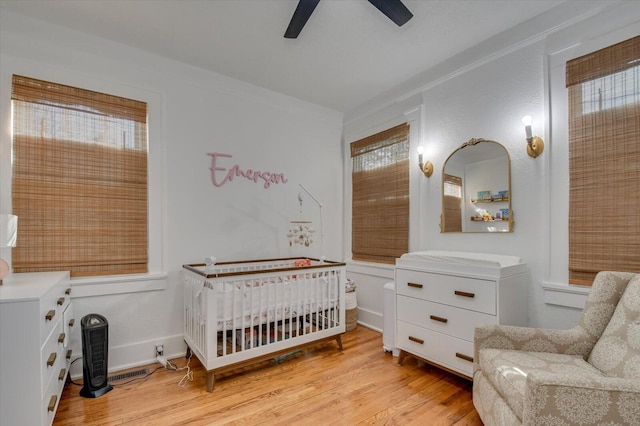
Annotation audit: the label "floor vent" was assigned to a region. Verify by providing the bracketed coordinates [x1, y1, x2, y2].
[108, 368, 149, 383]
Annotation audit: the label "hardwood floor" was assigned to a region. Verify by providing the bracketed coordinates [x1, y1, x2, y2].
[54, 326, 483, 425]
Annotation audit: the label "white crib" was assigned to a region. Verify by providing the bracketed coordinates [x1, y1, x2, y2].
[183, 257, 346, 391]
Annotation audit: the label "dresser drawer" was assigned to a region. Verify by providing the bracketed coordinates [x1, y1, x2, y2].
[41, 318, 65, 395]
[397, 320, 474, 378]
[62, 302, 75, 348]
[396, 269, 496, 315]
[40, 285, 71, 345]
[396, 320, 440, 361]
[42, 364, 62, 426]
[397, 295, 497, 341]
[438, 334, 474, 378]
[396, 269, 437, 300]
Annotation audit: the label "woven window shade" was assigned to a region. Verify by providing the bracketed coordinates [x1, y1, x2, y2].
[351, 123, 409, 264]
[11, 75, 148, 277]
[566, 36, 640, 285]
[442, 174, 463, 232]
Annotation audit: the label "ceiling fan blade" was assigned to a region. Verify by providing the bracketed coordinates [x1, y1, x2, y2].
[284, 0, 321, 39]
[367, 0, 413, 27]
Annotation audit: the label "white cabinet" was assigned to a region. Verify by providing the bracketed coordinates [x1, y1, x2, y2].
[0, 272, 74, 426]
[394, 251, 527, 379]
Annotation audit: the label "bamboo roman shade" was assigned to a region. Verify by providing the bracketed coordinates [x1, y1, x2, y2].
[11, 75, 148, 277]
[566, 36, 640, 285]
[351, 123, 409, 264]
[442, 174, 463, 232]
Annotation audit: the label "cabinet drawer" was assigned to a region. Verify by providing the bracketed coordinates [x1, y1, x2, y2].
[396, 269, 496, 315]
[42, 366, 62, 426]
[438, 334, 474, 378]
[396, 320, 440, 361]
[62, 302, 75, 348]
[396, 269, 437, 300]
[40, 287, 71, 345]
[397, 295, 496, 341]
[41, 319, 65, 395]
[397, 321, 474, 379]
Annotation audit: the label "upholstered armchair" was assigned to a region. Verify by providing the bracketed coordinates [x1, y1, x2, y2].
[473, 271, 640, 425]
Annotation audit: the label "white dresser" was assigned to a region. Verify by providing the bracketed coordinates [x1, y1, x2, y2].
[395, 251, 527, 379]
[0, 271, 74, 426]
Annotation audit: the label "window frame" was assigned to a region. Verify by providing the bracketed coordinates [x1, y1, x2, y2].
[566, 37, 640, 285]
[0, 68, 165, 295]
[545, 19, 640, 293]
[11, 75, 150, 278]
[350, 123, 410, 264]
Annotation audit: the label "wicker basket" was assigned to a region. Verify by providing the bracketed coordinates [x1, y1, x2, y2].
[346, 307, 358, 331]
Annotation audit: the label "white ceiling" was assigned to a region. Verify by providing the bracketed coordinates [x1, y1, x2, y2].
[0, 0, 564, 113]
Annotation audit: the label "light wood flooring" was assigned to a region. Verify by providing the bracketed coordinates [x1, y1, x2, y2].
[54, 326, 483, 425]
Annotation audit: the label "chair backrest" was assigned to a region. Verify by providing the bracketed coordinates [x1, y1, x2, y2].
[574, 271, 636, 356]
[587, 274, 640, 378]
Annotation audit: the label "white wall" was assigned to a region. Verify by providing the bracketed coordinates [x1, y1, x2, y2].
[343, 1, 640, 331]
[0, 11, 344, 374]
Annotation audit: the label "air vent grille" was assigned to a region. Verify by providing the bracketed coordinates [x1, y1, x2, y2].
[108, 368, 149, 383]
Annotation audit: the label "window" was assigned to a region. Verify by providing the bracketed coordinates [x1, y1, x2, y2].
[567, 36, 640, 285]
[11, 75, 148, 277]
[350, 123, 409, 264]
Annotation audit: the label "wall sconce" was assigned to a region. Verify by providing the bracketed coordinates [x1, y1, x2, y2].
[521, 115, 544, 158]
[416, 146, 433, 177]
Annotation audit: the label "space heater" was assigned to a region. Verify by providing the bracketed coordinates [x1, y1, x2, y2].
[80, 313, 113, 398]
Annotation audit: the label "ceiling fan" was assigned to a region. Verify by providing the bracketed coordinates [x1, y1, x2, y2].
[284, 0, 414, 39]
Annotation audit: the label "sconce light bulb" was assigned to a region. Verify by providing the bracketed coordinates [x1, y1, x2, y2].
[417, 146, 424, 164]
[521, 116, 533, 139]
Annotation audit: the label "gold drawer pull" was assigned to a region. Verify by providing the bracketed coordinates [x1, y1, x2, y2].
[45, 310, 56, 321]
[57, 297, 65, 306]
[69, 318, 75, 327]
[407, 282, 423, 289]
[66, 349, 73, 360]
[48, 395, 57, 412]
[58, 333, 66, 344]
[47, 352, 57, 367]
[408, 336, 424, 345]
[456, 352, 474, 363]
[454, 290, 475, 298]
[429, 315, 448, 323]
[65, 288, 71, 295]
[58, 368, 67, 381]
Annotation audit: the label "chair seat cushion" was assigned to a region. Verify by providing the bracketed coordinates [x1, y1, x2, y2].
[588, 275, 640, 378]
[479, 348, 604, 420]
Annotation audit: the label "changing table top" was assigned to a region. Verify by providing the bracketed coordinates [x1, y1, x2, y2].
[396, 250, 527, 278]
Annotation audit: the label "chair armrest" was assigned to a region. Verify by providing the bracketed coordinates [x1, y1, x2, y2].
[473, 324, 593, 373]
[522, 372, 640, 425]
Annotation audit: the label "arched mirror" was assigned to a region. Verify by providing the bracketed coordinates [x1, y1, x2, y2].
[441, 138, 513, 233]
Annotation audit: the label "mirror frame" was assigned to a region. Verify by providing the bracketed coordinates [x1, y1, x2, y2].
[440, 138, 513, 233]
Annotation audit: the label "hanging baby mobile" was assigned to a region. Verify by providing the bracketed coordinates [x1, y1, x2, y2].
[288, 192, 315, 247]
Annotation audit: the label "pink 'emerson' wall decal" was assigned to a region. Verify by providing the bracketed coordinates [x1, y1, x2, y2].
[208, 152, 288, 189]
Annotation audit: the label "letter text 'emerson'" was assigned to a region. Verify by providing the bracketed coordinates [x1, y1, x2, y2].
[208, 153, 288, 189]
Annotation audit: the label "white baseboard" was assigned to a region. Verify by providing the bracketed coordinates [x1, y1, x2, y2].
[69, 333, 187, 379]
[356, 307, 383, 332]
